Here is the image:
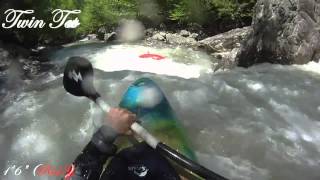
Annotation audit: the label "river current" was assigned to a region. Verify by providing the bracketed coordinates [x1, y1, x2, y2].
[1, 43, 320, 180]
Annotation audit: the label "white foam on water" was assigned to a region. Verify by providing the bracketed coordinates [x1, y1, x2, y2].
[294, 61, 320, 75]
[247, 81, 264, 91]
[196, 152, 271, 180]
[167, 62, 320, 179]
[43, 73, 63, 83]
[1, 93, 41, 128]
[12, 128, 53, 159]
[90, 45, 213, 79]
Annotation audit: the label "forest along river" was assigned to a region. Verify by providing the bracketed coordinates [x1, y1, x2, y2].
[1, 43, 320, 180]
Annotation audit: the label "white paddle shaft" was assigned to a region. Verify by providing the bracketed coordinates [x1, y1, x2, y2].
[96, 98, 111, 112]
[96, 98, 159, 149]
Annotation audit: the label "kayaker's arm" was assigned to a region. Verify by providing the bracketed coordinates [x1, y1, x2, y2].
[70, 125, 118, 180]
[69, 108, 137, 180]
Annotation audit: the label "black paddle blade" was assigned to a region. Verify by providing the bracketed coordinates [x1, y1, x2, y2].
[63, 56, 100, 101]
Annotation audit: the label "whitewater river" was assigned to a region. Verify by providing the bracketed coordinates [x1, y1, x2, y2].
[1, 43, 320, 180]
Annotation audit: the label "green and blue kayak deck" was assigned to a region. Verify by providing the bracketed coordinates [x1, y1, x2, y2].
[117, 78, 198, 178]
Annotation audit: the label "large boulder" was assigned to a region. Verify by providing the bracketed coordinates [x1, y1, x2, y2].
[165, 33, 198, 46]
[199, 27, 252, 54]
[236, 0, 320, 67]
[198, 27, 252, 70]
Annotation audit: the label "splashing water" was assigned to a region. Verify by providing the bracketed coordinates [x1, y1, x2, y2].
[1, 43, 320, 180]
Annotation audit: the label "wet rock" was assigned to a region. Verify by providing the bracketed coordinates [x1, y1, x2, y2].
[97, 27, 107, 40]
[148, 30, 198, 46]
[199, 27, 252, 53]
[145, 28, 155, 36]
[97, 27, 118, 42]
[189, 33, 199, 39]
[213, 48, 240, 72]
[236, 0, 320, 67]
[152, 33, 166, 41]
[179, 30, 191, 37]
[104, 32, 117, 42]
[159, 32, 167, 37]
[79, 34, 99, 42]
[31, 46, 62, 62]
[165, 33, 198, 46]
[87, 34, 98, 40]
[0, 40, 58, 87]
[198, 27, 252, 70]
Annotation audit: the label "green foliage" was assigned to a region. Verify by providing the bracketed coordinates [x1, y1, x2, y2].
[209, 0, 238, 18]
[167, 0, 256, 25]
[2, 0, 138, 45]
[169, 2, 188, 22]
[77, 0, 137, 34]
[1, 0, 256, 46]
[169, 0, 207, 24]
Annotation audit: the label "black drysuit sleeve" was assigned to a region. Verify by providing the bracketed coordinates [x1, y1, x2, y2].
[69, 125, 118, 180]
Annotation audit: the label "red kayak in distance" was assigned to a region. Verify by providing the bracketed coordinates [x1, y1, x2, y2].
[139, 52, 165, 60]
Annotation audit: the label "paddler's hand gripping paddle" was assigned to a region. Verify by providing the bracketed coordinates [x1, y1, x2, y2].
[63, 56, 228, 180]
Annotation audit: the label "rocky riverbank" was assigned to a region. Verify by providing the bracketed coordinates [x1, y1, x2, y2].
[143, 26, 252, 71]
[0, 40, 60, 96]
[141, 0, 320, 69]
[236, 0, 320, 67]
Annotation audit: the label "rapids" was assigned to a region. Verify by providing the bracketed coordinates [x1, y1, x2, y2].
[1, 43, 320, 180]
